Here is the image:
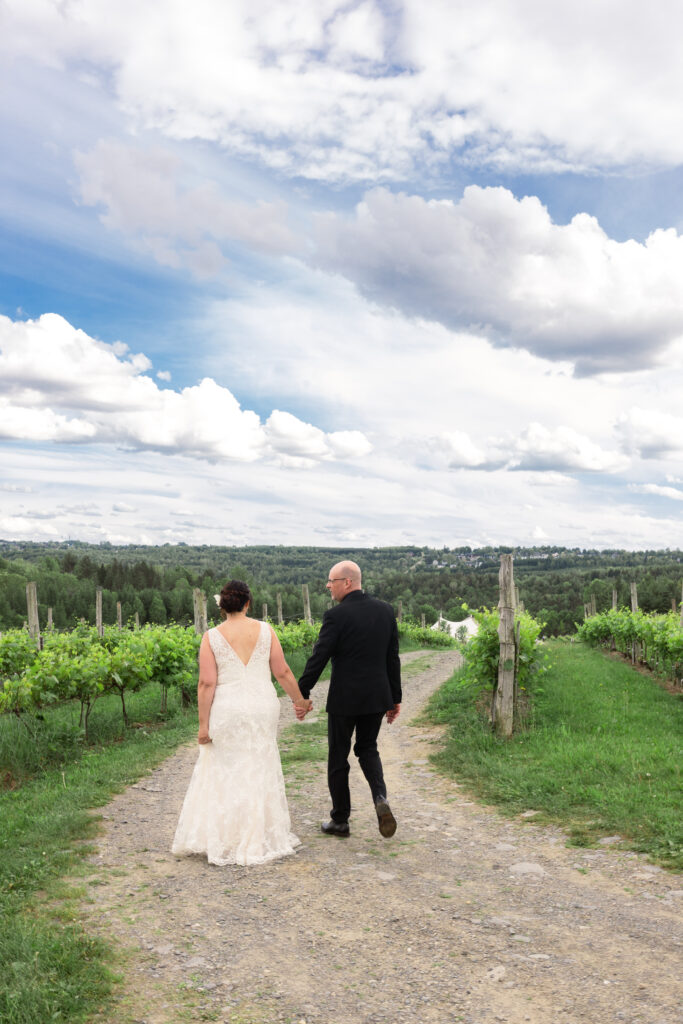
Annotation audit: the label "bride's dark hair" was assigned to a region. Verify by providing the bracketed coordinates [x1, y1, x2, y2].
[219, 580, 252, 615]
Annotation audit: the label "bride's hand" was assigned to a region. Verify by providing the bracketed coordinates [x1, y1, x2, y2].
[198, 729, 212, 744]
[294, 698, 312, 719]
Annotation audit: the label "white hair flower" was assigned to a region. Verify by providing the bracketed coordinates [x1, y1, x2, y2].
[214, 594, 221, 607]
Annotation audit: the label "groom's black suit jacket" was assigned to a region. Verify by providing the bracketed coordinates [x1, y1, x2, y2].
[298, 590, 402, 716]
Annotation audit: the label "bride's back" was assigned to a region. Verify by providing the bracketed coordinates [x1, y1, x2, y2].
[214, 617, 262, 666]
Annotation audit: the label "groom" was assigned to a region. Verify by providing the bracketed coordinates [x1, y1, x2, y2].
[297, 560, 402, 838]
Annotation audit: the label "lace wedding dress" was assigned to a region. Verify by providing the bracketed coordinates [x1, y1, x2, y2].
[172, 621, 300, 866]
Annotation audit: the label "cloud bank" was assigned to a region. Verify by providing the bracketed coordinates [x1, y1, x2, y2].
[5, 0, 683, 183]
[315, 186, 683, 373]
[0, 314, 370, 466]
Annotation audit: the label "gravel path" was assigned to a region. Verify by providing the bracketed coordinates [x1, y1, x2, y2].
[84, 651, 681, 1024]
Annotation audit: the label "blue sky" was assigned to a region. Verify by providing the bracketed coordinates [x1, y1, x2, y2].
[1, 0, 682, 550]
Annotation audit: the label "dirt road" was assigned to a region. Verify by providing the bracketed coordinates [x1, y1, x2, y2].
[85, 650, 681, 1024]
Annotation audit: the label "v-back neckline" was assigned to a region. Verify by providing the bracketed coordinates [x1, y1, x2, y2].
[214, 622, 262, 668]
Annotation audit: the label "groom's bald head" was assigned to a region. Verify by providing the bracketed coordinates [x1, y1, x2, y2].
[326, 560, 362, 601]
[334, 560, 361, 585]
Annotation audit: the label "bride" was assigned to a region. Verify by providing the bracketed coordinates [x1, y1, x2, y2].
[172, 580, 312, 866]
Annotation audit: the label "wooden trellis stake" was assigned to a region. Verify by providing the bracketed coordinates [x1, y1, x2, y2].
[26, 582, 40, 647]
[193, 588, 208, 634]
[492, 554, 515, 739]
[302, 584, 312, 625]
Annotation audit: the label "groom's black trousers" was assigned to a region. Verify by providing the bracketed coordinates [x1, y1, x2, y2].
[327, 712, 386, 824]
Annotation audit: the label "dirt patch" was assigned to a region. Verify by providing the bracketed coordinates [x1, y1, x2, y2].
[83, 650, 681, 1024]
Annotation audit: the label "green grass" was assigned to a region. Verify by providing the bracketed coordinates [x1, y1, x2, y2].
[0, 679, 193, 784]
[279, 713, 329, 769]
[0, 683, 198, 1024]
[424, 640, 682, 869]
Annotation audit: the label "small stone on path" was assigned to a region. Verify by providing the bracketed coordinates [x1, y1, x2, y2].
[509, 862, 546, 877]
[487, 965, 506, 981]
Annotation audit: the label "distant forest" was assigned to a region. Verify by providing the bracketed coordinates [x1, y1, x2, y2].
[0, 540, 681, 636]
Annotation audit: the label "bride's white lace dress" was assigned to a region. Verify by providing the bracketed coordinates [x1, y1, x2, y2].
[172, 621, 300, 866]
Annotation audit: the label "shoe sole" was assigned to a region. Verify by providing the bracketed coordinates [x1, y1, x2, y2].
[321, 826, 350, 837]
[376, 800, 397, 838]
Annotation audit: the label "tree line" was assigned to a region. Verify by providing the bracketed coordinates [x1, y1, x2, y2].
[0, 541, 681, 635]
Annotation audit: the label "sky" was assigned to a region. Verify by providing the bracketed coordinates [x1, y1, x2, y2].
[1, 0, 682, 551]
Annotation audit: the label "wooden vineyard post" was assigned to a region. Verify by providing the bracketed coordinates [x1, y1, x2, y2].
[397, 600, 403, 622]
[421, 614, 426, 628]
[612, 589, 618, 610]
[590, 593, 597, 617]
[134, 612, 140, 630]
[277, 593, 284, 626]
[302, 584, 312, 625]
[193, 588, 208, 634]
[47, 607, 53, 631]
[680, 581, 683, 627]
[492, 554, 515, 738]
[26, 582, 40, 648]
[630, 581, 639, 663]
[262, 603, 268, 621]
[95, 587, 103, 637]
[116, 602, 123, 629]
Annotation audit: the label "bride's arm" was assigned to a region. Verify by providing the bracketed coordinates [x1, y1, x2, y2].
[269, 627, 312, 714]
[197, 632, 218, 743]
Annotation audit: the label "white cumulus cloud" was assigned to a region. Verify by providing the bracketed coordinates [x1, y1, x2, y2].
[0, 314, 370, 465]
[421, 423, 628, 474]
[629, 483, 683, 501]
[314, 186, 683, 374]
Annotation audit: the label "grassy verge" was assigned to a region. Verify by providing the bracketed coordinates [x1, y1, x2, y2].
[0, 683, 197, 1024]
[424, 640, 682, 869]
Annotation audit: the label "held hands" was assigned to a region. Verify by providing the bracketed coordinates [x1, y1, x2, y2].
[386, 703, 401, 725]
[294, 697, 313, 720]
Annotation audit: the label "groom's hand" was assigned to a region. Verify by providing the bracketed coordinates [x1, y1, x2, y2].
[386, 703, 401, 724]
[294, 698, 313, 720]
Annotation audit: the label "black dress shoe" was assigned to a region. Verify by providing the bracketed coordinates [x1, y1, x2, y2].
[375, 797, 397, 838]
[321, 820, 350, 837]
